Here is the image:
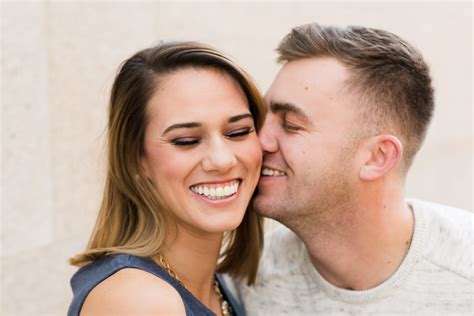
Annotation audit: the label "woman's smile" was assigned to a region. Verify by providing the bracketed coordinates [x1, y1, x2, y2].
[190, 178, 241, 200]
[141, 67, 262, 234]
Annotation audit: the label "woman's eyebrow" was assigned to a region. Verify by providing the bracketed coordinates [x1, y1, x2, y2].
[228, 113, 253, 123]
[162, 122, 201, 136]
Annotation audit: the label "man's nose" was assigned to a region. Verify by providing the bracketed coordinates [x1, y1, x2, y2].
[201, 137, 237, 173]
[258, 116, 279, 154]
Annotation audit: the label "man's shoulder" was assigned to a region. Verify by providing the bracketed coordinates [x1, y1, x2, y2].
[410, 198, 472, 235]
[410, 199, 473, 282]
[263, 221, 303, 257]
[256, 221, 309, 277]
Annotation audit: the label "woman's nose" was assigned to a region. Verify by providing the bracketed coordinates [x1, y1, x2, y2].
[201, 138, 237, 173]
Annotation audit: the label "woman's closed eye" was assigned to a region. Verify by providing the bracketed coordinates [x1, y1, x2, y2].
[225, 127, 255, 139]
[170, 127, 255, 147]
[171, 137, 201, 146]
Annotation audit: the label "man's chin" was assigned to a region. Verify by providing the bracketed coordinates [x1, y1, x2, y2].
[252, 194, 279, 219]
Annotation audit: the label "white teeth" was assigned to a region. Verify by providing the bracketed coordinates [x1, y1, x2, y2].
[190, 180, 240, 200]
[262, 168, 285, 176]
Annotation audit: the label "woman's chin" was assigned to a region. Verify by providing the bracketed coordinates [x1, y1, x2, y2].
[201, 213, 246, 234]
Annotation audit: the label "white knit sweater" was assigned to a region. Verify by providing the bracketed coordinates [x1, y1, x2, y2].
[233, 199, 473, 315]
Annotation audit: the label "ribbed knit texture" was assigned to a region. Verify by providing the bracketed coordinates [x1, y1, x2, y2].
[236, 199, 473, 315]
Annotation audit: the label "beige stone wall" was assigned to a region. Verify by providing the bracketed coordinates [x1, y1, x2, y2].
[1, 1, 471, 315]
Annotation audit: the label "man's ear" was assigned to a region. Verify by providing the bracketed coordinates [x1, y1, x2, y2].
[359, 135, 402, 181]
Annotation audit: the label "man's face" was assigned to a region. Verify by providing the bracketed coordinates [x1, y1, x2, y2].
[253, 57, 361, 226]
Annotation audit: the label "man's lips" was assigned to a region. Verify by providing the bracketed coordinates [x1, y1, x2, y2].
[261, 167, 286, 176]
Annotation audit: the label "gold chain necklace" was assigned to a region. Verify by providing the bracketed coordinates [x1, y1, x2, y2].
[158, 253, 232, 316]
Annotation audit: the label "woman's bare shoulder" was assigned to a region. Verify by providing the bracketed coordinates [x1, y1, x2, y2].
[80, 268, 186, 316]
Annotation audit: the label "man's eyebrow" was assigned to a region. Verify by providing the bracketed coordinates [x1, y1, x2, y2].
[270, 102, 312, 124]
[162, 122, 201, 135]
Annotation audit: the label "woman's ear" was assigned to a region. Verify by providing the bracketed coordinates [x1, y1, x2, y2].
[359, 134, 402, 181]
[140, 156, 150, 179]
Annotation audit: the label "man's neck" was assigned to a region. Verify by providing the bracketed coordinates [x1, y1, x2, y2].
[292, 195, 414, 291]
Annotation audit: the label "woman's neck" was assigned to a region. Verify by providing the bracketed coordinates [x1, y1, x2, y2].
[156, 225, 224, 306]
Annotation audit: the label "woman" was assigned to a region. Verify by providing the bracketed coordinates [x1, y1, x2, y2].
[68, 41, 265, 316]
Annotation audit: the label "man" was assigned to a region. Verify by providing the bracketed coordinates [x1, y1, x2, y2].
[235, 23, 473, 315]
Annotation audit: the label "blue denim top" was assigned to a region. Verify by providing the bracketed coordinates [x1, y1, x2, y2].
[68, 253, 245, 316]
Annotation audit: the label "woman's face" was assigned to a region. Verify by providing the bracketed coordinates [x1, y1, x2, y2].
[141, 67, 262, 235]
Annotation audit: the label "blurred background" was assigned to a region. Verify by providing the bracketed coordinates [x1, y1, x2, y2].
[1, 1, 472, 315]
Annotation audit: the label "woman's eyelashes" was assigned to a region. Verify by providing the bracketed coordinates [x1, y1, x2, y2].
[225, 127, 255, 139]
[170, 126, 255, 147]
[171, 137, 201, 146]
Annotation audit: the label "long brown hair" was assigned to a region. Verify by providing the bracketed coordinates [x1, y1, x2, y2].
[70, 41, 265, 285]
